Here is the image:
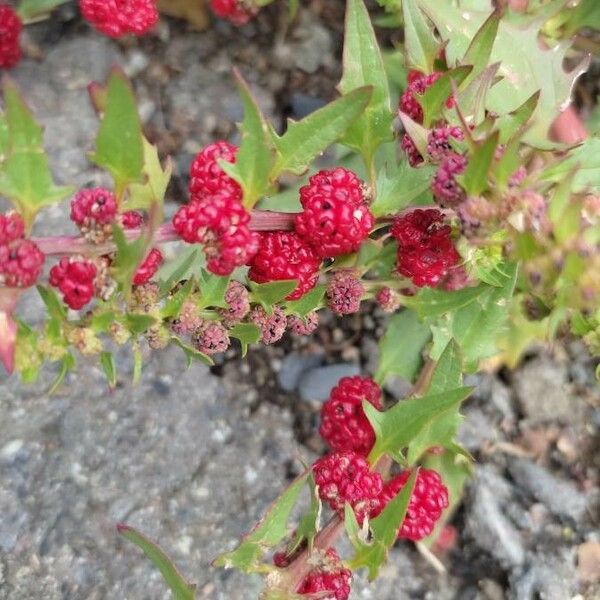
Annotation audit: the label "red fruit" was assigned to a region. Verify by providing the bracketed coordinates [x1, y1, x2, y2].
[249, 305, 287, 345]
[0, 238, 44, 288]
[172, 193, 259, 276]
[298, 548, 352, 600]
[220, 280, 250, 325]
[133, 247, 163, 286]
[398, 72, 442, 124]
[319, 376, 383, 455]
[287, 312, 318, 336]
[295, 168, 374, 258]
[79, 0, 159, 38]
[189, 141, 242, 201]
[375, 287, 400, 313]
[0, 212, 25, 245]
[248, 231, 321, 301]
[326, 271, 364, 315]
[192, 320, 230, 355]
[49, 257, 97, 310]
[0, 4, 22, 69]
[401, 134, 423, 167]
[120, 210, 144, 230]
[374, 468, 449, 541]
[392, 209, 460, 288]
[431, 152, 467, 207]
[312, 451, 383, 524]
[427, 126, 464, 161]
[210, 0, 254, 26]
[70, 188, 118, 243]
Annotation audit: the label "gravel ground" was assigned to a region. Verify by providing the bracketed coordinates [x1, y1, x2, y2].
[1, 4, 599, 599]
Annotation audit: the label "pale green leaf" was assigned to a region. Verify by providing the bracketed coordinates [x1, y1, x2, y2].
[402, 0, 441, 74]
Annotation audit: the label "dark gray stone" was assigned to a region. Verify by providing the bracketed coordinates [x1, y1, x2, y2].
[277, 351, 324, 393]
[298, 363, 361, 402]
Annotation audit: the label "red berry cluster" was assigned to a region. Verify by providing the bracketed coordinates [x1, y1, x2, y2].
[326, 270, 364, 315]
[392, 209, 460, 288]
[0, 212, 44, 288]
[173, 141, 259, 276]
[79, 0, 159, 38]
[0, 4, 22, 69]
[399, 72, 442, 124]
[49, 257, 97, 310]
[210, 0, 255, 26]
[295, 168, 374, 259]
[297, 548, 352, 600]
[319, 376, 383, 455]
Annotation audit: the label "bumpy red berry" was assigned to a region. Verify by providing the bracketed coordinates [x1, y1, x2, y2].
[0, 239, 44, 288]
[79, 0, 159, 38]
[71, 188, 118, 243]
[120, 210, 144, 229]
[287, 312, 318, 336]
[376, 287, 400, 313]
[249, 305, 287, 345]
[210, 0, 255, 25]
[398, 72, 442, 124]
[427, 126, 464, 161]
[374, 468, 449, 541]
[49, 257, 97, 310]
[392, 209, 460, 288]
[0, 4, 22, 69]
[295, 168, 374, 258]
[172, 193, 259, 276]
[133, 247, 163, 286]
[401, 134, 423, 167]
[189, 141, 242, 201]
[319, 376, 383, 455]
[220, 280, 250, 325]
[298, 548, 352, 600]
[431, 152, 467, 207]
[248, 231, 321, 301]
[313, 451, 383, 524]
[192, 320, 230, 355]
[326, 271, 364, 315]
[0, 211, 24, 245]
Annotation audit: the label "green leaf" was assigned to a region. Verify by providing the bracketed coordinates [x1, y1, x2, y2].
[374, 309, 432, 385]
[366, 387, 473, 463]
[124, 313, 157, 334]
[222, 70, 274, 209]
[229, 323, 261, 356]
[461, 11, 500, 84]
[406, 341, 464, 464]
[420, 66, 472, 127]
[47, 353, 76, 395]
[292, 472, 321, 553]
[214, 472, 309, 572]
[458, 130, 499, 196]
[17, 0, 70, 20]
[37, 286, 67, 320]
[118, 524, 196, 600]
[0, 79, 73, 225]
[563, 0, 600, 35]
[158, 247, 202, 294]
[285, 285, 326, 317]
[111, 223, 147, 293]
[456, 62, 501, 127]
[346, 471, 417, 579]
[91, 68, 144, 193]
[171, 337, 213, 367]
[161, 279, 195, 320]
[397, 111, 429, 157]
[338, 0, 393, 174]
[402, 0, 441, 74]
[198, 270, 230, 309]
[270, 87, 372, 178]
[406, 284, 489, 319]
[100, 352, 117, 389]
[540, 137, 600, 193]
[371, 162, 436, 217]
[417, 0, 588, 147]
[250, 280, 297, 307]
[126, 138, 173, 213]
[496, 91, 540, 144]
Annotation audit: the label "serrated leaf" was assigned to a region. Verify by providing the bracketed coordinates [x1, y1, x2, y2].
[406, 341, 464, 464]
[198, 270, 229, 309]
[158, 247, 202, 294]
[402, 0, 441, 74]
[291, 472, 321, 553]
[461, 11, 500, 84]
[420, 66, 472, 127]
[100, 352, 117, 389]
[171, 337, 213, 367]
[456, 62, 501, 127]
[118, 524, 196, 600]
[161, 279, 195, 320]
[270, 87, 372, 179]
[0, 79, 73, 225]
[91, 68, 144, 193]
[496, 91, 540, 144]
[406, 284, 489, 319]
[371, 161, 436, 217]
[251, 280, 297, 307]
[37, 286, 67, 320]
[338, 0, 393, 173]
[124, 313, 157, 334]
[223, 70, 274, 209]
[375, 309, 432, 385]
[346, 471, 417, 579]
[417, 0, 588, 147]
[366, 387, 473, 463]
[285, 285, 326, 317]
[458, 130, 499, 196]
[214, 472, 309, 572]
[229, 322, 261, 356]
